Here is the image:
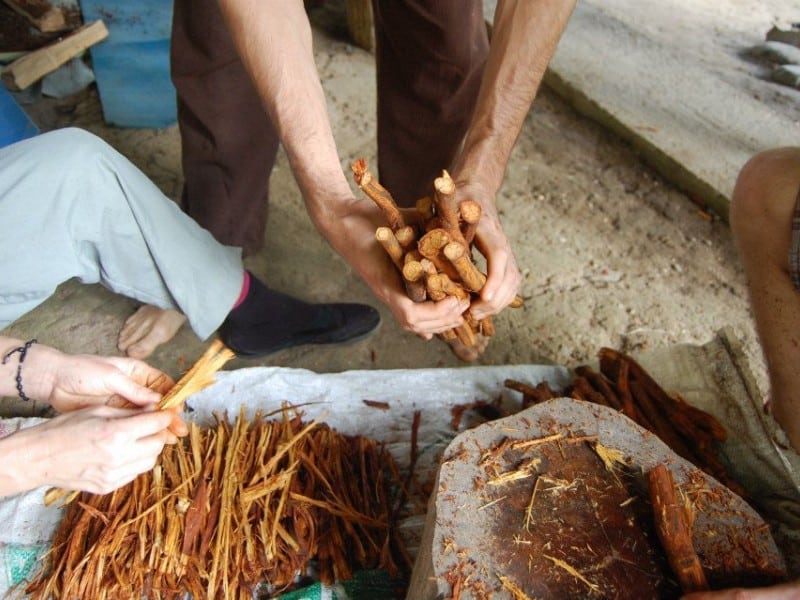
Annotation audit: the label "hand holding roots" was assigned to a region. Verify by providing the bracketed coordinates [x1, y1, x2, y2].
[351, 158, 523, 361]
[43, 341, 235, 508]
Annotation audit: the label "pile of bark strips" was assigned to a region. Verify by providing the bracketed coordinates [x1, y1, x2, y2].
[505, 347, 744, 497]
[26, 407, 410, 599]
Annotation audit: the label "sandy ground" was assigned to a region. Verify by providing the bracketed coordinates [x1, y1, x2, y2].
[13, 0, 800, 405]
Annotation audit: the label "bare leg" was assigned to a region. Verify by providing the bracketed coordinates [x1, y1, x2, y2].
[730, 147, 800, 452]
[118, 306, 188, 359]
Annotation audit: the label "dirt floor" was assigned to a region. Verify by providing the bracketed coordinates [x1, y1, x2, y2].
[11, 1, 799, 407]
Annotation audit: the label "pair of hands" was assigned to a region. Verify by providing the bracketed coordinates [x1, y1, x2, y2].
[0, 341, 185, 497]
[340, 180, 523, 345]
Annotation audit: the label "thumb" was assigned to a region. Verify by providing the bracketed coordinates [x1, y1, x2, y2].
[122, 410, 176, 441]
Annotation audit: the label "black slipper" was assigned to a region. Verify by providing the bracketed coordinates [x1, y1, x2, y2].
[220, 302, 381, 358]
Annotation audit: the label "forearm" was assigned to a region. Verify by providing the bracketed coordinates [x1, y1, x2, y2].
[216, 0, 399, 299]
[1, 336, 165, 412]
[0, 337, 59, 403]
[453, 0, 576, 195]
[216, 0, 354, 217]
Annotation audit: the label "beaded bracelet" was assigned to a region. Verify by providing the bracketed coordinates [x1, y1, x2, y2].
[2, 339, 37, 402]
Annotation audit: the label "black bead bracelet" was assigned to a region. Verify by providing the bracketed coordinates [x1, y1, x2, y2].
[2, 339, 37, 402]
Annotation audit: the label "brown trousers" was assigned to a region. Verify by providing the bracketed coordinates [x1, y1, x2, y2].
[171, 0, 488, 255]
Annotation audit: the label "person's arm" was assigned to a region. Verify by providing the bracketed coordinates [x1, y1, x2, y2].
[215, 0, 468, 338]
[0, 336, 185, 497]
[0, 336, 171, 413]
[452, 0, 577, 319]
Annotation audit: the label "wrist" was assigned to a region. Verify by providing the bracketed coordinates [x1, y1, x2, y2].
[452, 145, 505, 199]
[0, 340, 62, 404]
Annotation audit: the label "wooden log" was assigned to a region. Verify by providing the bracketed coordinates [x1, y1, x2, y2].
[418, 228, 450, 259]
[345, 0, 373, 51]
[425, 274, 446, 302]
[569, 376, 612, 408]
[441, 242, 524, 307]
[603, 353, 651, 426]
[630, 379, 702, 466]
[454, 323, 476, 347]
[418, 228, 459, 280]
[351, 159, 405, 230]
[458, 199, 482, 245]
[443, 241, 484, 293]
[375, 227, 404, 270]
[416, 196, 434, 221]
[670, 392, 728, 443]
[573, 366, 624, 411]
[600, 348, 726, 442]
[438, 273, 470, 302]
[394, 225, 417, 249]
[404, 281, 426, 304]
[504, 379, 557, 407]
[402, 260, 425, 283]
[2, 20, 108, 91]
[433, 170, 468, 247]
[401, 261, 426, 303]
[647, 464, 709, 593]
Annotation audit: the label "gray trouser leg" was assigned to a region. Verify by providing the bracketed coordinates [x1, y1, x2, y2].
[0, 128, 242, 339]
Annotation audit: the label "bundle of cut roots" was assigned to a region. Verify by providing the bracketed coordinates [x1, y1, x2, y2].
[351, 158, 523, 361]
[26, 408, 408, 599]
[505, 347, 743, 497]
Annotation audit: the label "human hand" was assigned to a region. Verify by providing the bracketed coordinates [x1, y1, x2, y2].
[21, 343, 172, 411]
[452, 180, 522, 320]
[1, 406, 175, 495]
[317, 200, 470, 338]
[18, 343, 187, 437]
[390, 293, 471, 341]
[681, 580, 800, 600]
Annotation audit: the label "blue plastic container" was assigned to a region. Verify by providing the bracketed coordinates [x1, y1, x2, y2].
[0, 86, 38, 148]
[80, 0, 176, 128]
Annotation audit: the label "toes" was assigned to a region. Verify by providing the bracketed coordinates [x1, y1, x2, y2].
[117, 307, 187, 356]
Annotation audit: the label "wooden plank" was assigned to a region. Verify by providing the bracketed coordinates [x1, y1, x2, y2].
[1, 19, 108, 90]
[345, 0, 373, 51]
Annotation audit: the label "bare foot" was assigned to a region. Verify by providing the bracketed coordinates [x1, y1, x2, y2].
[118, 305, 187, 359]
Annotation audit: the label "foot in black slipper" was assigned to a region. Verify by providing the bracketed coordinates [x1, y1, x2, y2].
[219, 272, 381, 358]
